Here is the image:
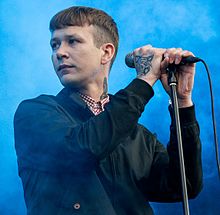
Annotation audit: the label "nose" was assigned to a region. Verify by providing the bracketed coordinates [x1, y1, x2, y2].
[56, 43, 69, 60]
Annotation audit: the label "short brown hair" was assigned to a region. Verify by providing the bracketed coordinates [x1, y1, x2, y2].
[49, 6, 119, 68]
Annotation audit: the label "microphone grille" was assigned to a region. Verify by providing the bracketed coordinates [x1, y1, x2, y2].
[125, 53, 135, 68]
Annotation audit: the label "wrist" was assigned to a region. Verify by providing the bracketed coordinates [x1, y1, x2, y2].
[178, 98, 193, 108]
[136, 73, 158, 87]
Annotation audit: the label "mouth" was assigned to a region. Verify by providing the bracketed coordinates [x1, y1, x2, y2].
[58, 64, 75, 71]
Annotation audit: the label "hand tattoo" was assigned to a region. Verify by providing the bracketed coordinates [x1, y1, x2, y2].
[135, 54, 154, 76]
[100, 77, 108, 100]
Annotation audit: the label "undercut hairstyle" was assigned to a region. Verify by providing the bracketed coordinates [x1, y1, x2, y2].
[49, 6, 119, 69]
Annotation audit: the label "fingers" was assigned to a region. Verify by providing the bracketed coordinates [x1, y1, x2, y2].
[131, 45, 195, 82]
[132, 46, 194, 64]
[164, 48, 182, 64]
[132, 44, 165, 57]
[132, 45, 153, 61]
[163, 48, 195, 65]
[161, 48, 195, 73]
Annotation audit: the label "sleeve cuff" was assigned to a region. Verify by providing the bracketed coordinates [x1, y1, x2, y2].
[169, 105, 197, 124]
[124, 78, 154, 105]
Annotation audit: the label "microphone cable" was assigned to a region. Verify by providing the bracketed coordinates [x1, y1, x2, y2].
[198, 58, 220, 179]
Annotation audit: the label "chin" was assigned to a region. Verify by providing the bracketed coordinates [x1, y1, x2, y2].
[60, 77, 83, 89]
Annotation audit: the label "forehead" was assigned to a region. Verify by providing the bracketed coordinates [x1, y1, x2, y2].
[51, 25, 95, 40]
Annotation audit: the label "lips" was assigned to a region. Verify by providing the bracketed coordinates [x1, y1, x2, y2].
[58, 64, 74, 71]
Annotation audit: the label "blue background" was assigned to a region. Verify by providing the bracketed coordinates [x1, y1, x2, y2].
[1, 0, 220, 214]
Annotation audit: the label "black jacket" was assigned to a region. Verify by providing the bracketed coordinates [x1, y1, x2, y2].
[14, 79, 203, 215]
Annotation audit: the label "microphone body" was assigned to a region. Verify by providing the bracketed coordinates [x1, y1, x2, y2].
[125, 53, 201, 68]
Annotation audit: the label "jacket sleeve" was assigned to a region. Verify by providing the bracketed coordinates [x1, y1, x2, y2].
[14, 79, 154, 173]
[138, 105, 203, 201]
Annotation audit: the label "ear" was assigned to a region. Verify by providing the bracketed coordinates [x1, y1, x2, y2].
[100, 43, 115, 65]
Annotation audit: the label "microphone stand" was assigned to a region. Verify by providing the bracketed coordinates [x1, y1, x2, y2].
[167, 64, 190, 215]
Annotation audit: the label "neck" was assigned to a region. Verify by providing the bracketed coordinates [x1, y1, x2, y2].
[78, 76, 109, 102]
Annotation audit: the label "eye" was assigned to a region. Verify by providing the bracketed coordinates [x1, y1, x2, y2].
[69, 38, 75, 44]
[69, 38, 79, 45]
[50, 41, 60, 51]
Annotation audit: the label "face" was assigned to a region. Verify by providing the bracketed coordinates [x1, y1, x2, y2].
[50, 25, 103, 89]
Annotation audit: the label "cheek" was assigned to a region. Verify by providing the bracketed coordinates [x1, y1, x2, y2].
[86, 51, 101, 67]
[51, 54, 57, 68]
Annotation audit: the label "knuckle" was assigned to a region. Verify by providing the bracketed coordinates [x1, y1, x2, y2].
[133, 48, 140, 55]
[139, 47, 144, 52]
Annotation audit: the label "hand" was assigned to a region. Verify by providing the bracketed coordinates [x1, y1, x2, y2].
[160, 48, 196, 108]
[133, 45, 166, 86]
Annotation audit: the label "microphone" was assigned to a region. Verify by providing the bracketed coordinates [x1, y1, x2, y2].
[125, 53, 201, 68]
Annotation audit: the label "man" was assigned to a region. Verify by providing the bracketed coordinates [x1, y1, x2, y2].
[14, 6, 203, 215]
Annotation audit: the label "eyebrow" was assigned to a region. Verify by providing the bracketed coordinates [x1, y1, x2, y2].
[50, 33, 83, 43]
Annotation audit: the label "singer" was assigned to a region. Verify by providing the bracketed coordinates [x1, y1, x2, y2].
[14, 6, 203, 215]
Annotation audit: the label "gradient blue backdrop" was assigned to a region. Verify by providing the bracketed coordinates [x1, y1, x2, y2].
[1, 0, 220, 214]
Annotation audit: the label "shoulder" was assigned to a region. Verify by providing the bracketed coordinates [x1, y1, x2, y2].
[14, 94, 59, 121]
[20, 94, 57, 107]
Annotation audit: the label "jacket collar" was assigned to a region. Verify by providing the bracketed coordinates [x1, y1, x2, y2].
[56, 87, 87, 110]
